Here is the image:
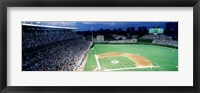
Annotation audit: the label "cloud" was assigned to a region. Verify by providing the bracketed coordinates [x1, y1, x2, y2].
[43, 22, 76, 27]
[81, 22, 98, 24]
[108, 23, 116, 25]
[81, 22, 117, 25]
[25, 22, 77, 27]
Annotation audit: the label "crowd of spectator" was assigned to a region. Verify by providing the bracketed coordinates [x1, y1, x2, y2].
[22, 33, 92, 71]
[22, 32, 80, 51]
[141, 34, 178, 47]
[141, 34, 171, 40]
[152, 40, 178, 47]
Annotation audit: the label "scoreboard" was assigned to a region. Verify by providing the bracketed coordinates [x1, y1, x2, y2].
[149, 28, 164, 34]
[97, 35, 104, 41]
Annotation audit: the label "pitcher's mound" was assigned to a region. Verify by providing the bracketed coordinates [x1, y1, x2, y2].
[111, 60, 119, 64]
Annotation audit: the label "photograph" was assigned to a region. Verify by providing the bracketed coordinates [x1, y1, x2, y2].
[22, 21, 178, 71]
[1, 0, 199, 92]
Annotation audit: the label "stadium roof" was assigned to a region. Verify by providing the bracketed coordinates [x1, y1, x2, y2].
[22, 23, 78, 30]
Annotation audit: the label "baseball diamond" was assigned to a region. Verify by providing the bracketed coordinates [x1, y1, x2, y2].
[83, 44, 178, 71]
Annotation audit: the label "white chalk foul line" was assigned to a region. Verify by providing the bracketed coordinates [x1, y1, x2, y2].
[94, 55, 101, 70]
[107, 66, 160, 71]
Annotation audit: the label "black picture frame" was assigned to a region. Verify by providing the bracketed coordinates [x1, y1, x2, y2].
[0, 0, 199, 93]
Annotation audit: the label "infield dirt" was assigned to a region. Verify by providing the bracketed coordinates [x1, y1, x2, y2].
[96, 52, 153, 67]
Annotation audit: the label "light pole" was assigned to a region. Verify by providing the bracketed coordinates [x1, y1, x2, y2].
[91, 27, 94, 43]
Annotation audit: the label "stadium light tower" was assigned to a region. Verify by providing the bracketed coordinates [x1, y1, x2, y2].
[91, 27, 94, 42]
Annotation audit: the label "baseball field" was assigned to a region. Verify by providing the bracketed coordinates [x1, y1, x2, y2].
[83, 44, 178, 71]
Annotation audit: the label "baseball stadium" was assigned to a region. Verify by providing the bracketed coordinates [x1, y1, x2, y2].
[22, 22, 178, 71]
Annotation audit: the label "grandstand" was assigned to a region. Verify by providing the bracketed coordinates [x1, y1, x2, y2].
[22, 23, 92, 71]
[141, 34, 178, 47]
[139, 27, 177, 47]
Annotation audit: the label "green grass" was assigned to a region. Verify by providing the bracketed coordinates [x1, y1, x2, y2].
[84, 48, 97, 71]
[84, 44, 178, 71]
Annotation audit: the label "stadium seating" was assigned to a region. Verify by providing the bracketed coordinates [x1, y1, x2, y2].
[22, 32, 92, 71]
[141, 35, 178, 47]
[22, 32, 80, 50]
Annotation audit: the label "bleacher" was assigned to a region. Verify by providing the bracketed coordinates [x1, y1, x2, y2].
[141, 35, 178, 47]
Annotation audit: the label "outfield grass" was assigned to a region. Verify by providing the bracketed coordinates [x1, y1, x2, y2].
[84, 44, 178, 71]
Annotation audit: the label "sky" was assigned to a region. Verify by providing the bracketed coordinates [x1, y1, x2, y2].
[24, 22, 173, 31]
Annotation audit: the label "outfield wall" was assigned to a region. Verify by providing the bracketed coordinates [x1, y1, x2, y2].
[92, 40, 178, 49]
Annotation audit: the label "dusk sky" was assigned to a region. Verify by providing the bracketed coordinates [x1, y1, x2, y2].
[25, 22, 175, 31]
